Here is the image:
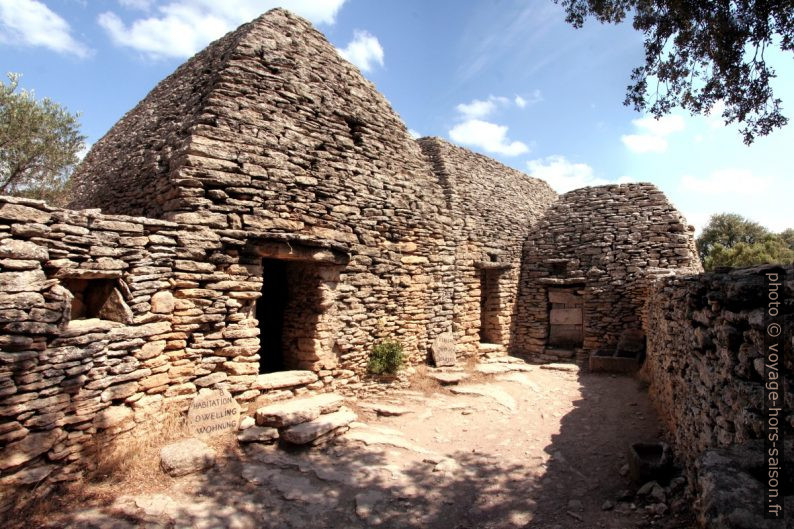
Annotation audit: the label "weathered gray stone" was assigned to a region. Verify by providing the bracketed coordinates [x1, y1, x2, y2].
[280, 407, 357, 445]
[0, 428, 64, 469]
[159, 438, 216, 477]
[97, 288, 134, 324]
[237, 426, 279, 443]
[253, 370, 318, 390]
[255, 393, 344, 428]
[0, 239, 48, 261]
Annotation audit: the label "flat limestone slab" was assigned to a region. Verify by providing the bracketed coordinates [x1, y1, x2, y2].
[539, 363, 580, 373]
[427, 371, 470, 385]
[255, 393, 343, 428]
[253, 370, 318, 390]
[449, 384, 517, 413]
[281, 408, 357, 445]
[159, 438, 216, 477]
[237, 426, 279, 443]
[475, 363, 534, 375]
[358, 403, 412, 416]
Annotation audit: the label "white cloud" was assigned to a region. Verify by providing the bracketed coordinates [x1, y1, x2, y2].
[338, 29, 383, 72]
[456, 98, 497, 119]
[119, 0, 155, 11]
[0, 0, 91, 57]
[680, 168, 769, 195]
[449, 119, 528, 156]
[99, 0, 347, 59]
[621, 114, 685, 154]
[526, 155, 609, 192]
[514, 89, 542, 108]
[408, 129, 421, 139]
[621, 134, 668, 154]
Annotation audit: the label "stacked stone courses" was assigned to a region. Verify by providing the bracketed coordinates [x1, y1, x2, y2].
[0, 6, 731, 517]
[515, 183, 702, 362]
[644, 265, 793, 472]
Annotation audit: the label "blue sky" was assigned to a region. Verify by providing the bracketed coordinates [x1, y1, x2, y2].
[1, 0, 792, 234]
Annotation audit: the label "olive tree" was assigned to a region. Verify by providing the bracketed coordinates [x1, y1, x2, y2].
[0, 73, 85, 205]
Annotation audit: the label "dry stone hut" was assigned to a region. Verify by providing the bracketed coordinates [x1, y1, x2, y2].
[0, 7, 708, 512]
[514, 183, 703, 363]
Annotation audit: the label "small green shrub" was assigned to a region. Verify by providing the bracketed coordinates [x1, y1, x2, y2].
[367, 339, 404, 375]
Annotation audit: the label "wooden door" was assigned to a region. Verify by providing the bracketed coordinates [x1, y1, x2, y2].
[547, 288, 583, 348]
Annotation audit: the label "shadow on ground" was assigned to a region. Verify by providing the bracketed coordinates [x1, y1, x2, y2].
[26, 370, 696, 529]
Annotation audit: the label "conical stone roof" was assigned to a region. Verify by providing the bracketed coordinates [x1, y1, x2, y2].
[70, 8, 448, 243]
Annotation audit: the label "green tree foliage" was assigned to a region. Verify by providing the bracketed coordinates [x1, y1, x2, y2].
[557, 1, 794, 144]
[696, 213, 794, 270]
[0, 73, 85, 206]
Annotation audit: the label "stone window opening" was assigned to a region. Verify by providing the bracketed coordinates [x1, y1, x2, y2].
[60, 277, 133, 324]
[342, 115, 365, 146]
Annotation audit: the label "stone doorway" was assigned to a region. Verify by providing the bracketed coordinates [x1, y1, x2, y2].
[479, 268, 501, 343]
[257, 259, 289, 373]
[247, 241, 348, 374]
[547, 287, 583, 348]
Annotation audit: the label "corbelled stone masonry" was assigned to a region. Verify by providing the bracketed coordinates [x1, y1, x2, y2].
[71, 8, 458, 376]
[514, 183, 702, 362]
[417, 138, 557, 355]
[643, 266, 793, 527]
[0, 6, 714, 517]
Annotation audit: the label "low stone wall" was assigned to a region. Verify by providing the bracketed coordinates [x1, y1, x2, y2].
[645, 265, 793, 467]
[643, 265, 793, 525]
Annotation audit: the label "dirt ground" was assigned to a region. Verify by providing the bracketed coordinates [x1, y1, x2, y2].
[16, 360, 696, 529]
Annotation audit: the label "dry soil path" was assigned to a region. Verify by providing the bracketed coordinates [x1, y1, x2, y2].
[34, 361, 694, 529]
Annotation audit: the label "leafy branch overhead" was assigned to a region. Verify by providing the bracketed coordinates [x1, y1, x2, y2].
[0, 73, 85, 205]
[558, 0, 794, 144]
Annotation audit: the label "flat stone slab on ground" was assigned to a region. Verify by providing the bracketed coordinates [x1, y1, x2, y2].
[253, 370, 318, 390]
[358, 402, 412, 416]
[449, 384, 517, 413]
[539, 363, 580, 373]
[475, 363, 534, 375]
[427, 371, 470, 385]
[281, 407, 357, 445]
[237, 426, 279, 443]
[255, 393, 344, 428]
[159, 438, 216, 477]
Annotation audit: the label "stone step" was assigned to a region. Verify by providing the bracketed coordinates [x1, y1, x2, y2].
[281, 407, 357, 445]
[475, 362, 534, 375]
[478, 342, 507, 354]
[255, 393, 344, 428]
[252, 370, 318, 391]
[427, 371, 470, 385]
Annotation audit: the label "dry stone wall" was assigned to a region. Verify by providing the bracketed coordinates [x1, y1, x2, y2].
[643, 266, 793, 527]
[515, 183, 702, 362]
[71, 9, 457, 376]
[417, 138, 557, 356]
[644, 265, 793, 467]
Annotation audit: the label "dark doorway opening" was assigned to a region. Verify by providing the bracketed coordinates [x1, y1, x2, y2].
[479, 269, 500, 343]
[257, 259, 289, 374]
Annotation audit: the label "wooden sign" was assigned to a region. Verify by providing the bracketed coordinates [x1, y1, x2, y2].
[187, 389, 240, 437]
[432, 332, 456, 367]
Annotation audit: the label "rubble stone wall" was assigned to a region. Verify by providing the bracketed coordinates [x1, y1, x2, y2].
[643, 266, 793, 474]
[417, 138, 557, 356]
[70, 9, 457, 375]
[514, 183, 702, 362]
